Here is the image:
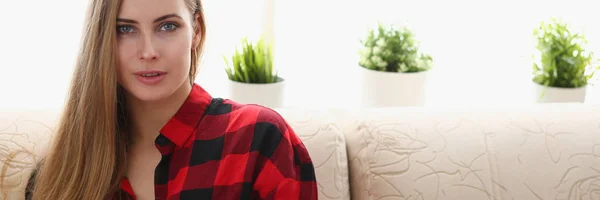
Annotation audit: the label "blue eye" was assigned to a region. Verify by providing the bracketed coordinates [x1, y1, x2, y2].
[117, 25, 134, 34]
[160, 22, 178, 32]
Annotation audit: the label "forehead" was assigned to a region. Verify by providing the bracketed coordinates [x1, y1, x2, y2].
[118, 0, 189, 19]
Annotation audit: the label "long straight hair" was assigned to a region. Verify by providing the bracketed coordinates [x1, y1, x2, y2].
[29, 0, 206, 199]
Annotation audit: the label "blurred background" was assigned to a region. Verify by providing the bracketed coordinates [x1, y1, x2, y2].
[0, 0, 599, 110]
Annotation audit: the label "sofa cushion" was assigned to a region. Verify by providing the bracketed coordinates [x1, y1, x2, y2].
[343, 103, 600, 200]
[275, 108, 351, 200]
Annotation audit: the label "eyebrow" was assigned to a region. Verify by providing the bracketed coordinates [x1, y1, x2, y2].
[117, 14, 182, 24]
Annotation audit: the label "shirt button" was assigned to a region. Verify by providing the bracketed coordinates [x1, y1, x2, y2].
[155, 135, 169, 146]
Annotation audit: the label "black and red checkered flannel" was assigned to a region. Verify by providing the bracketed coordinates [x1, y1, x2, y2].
[120, 83, 318, 199]
[25, 83, 318, 200]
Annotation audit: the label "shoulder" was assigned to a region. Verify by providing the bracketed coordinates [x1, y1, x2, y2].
[206, 98, 303, 148]
[214, 100, 317, 196]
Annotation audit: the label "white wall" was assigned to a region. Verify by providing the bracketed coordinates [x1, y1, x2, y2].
[1, 0, 599, 109]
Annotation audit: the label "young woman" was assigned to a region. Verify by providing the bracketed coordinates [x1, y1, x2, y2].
[24, 0, 317, 199]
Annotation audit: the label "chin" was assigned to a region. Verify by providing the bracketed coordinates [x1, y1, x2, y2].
[134, 90, 171, 102]
[120, 82, 173, 103]
[118, 74, 190, 103]
[135, 87, 172, 102]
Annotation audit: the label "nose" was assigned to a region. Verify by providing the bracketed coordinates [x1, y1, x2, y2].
[138, 35, 159, 61]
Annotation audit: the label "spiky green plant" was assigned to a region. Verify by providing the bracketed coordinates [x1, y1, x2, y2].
[532, 18, 599, 88]
[224, 37, 278, 83]
[359, 22, 433, 73]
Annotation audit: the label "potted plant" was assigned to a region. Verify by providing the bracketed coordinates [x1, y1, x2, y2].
[532, 18, 599, 103]
[358, 21, 433, 107]
[223, 36, 284, 108]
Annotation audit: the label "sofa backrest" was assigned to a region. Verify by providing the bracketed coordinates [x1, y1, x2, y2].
[0, 109, 58, 200]
[338, 103, 600, 200]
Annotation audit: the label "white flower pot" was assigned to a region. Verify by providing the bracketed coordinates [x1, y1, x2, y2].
[228, 78, 285, 108]
[533, 82, 587, 103]
[360, 66, 429, 107]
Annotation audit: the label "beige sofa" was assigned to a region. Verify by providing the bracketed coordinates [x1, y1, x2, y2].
[1, 103, 600, 200]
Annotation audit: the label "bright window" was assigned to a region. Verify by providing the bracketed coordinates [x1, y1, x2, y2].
[1, 0, 598, 109]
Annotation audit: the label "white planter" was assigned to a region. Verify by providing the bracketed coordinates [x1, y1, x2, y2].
[360, 66, 429, 107]
[228, 78, 285, 108]
[533, 82, 587, 103]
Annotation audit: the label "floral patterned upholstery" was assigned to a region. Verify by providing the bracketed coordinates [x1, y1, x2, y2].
[2, 103, 600, 200]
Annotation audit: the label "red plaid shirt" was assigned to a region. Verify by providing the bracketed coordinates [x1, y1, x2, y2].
[120, 84, 318, 199]
[26, 84, 318, 200]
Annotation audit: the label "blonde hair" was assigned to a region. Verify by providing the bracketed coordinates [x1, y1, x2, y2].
[26, 0, 206, 199]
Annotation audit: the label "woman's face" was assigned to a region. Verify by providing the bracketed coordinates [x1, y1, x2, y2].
[116, 0, 199, 102]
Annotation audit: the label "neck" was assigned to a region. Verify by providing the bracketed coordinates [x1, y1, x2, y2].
[125, 82, 193, 145]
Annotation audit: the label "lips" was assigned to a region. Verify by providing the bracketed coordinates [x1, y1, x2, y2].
[134, 70, 167, 76]
[134, 70, 167, 85]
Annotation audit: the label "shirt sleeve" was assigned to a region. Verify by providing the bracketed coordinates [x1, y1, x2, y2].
[250, 107, 318, 200]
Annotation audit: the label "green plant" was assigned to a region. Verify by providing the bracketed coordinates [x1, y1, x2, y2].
[532, 18, 599, 88]
[359, 21, 433, 73]
[224, 36, 278, 83]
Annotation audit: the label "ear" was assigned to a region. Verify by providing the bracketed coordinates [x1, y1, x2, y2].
[191, 12, 203, 49]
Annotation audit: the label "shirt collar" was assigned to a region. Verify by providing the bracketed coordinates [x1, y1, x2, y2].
[159, 83, 212, 147]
